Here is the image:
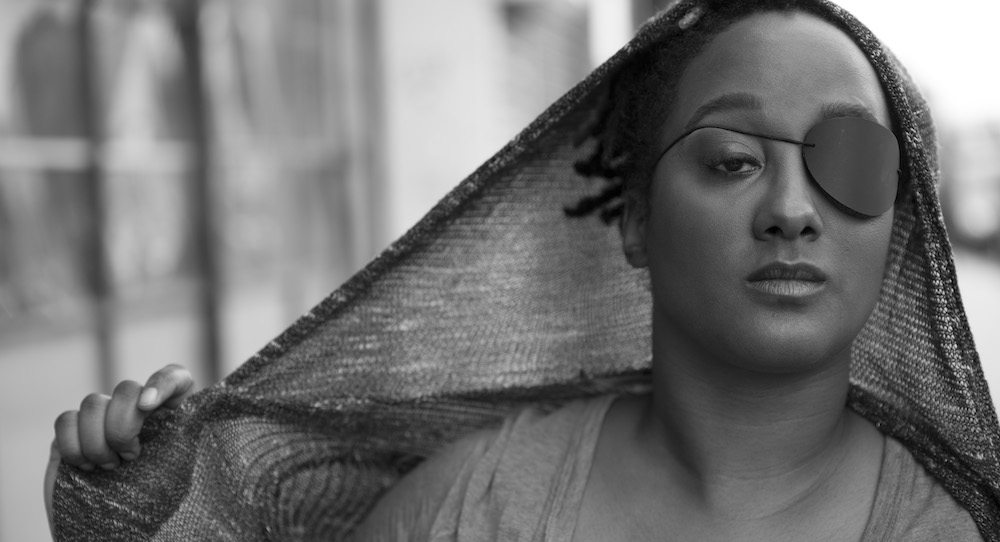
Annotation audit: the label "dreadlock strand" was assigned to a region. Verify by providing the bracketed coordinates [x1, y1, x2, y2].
[599, 202, 624, 224]
[563, 179, 624, 218]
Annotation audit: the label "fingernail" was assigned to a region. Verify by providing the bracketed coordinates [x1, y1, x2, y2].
[80, 463, 95, 471]
[99, 462, 118, 471]
[120, 452, 137, 461]
[139, 388, 158, 407]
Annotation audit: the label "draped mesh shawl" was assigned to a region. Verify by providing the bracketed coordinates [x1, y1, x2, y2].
[53, 1, 1000, 539]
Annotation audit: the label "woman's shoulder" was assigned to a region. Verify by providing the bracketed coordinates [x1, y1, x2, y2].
[495, 394, 618, 450]
[866, 435, 984, 541]
[419, 393, 616, 474]
[350, 395, 617, 541]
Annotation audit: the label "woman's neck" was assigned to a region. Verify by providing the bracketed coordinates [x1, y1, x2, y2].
[639, 315, 866, 518]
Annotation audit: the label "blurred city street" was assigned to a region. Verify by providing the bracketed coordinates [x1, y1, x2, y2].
[954, 251, 1000, 396]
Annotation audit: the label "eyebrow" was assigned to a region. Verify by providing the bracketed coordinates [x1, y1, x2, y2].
[683, 92, 881, 132]
[819, 102, 879, 123]
[683, 92, 762, 132]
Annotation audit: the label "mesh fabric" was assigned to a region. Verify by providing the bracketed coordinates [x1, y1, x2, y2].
[53, 1, 1000, 540]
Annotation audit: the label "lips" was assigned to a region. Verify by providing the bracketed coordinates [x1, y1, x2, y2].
[746, 262, 828, 298]
[747, 262, 828, 283]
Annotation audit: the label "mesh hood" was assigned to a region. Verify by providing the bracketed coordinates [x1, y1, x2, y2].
[53, 0, 1000, 539]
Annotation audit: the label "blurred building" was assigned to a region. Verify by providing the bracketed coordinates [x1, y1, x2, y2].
[1, 2, 612, 539]
[940, 122, 1000, 258]
[0, 0, 610, 386]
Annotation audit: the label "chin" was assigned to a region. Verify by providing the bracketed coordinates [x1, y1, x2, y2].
[716, 322, 856, 377]
[734, 346, 847, 377]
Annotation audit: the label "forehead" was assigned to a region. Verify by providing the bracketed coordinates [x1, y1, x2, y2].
[665, 11, 891, 136]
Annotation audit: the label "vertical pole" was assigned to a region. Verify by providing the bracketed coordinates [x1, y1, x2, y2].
[362, 0, 387, 256]
[321, 0, 364, 273]
[174, 0, 223, 384]
[346, 0, 384, 261]
[77, 0, 115, 392]
[318, 0, 344, 279]
[325, 0, 381, 266]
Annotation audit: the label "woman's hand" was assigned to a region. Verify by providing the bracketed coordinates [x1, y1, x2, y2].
[44, 364, 195, 530]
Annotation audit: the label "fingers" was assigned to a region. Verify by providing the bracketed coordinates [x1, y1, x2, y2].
[48, 383, 144, 529]
[77, 393, 120, 470]
[139, 364, 195, 411]
[104, 380, 145, 460]
[51, 364, 195, 477]
[54, 410, 91, 470]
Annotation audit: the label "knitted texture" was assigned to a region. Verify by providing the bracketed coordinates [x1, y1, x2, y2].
[53, 1, 1000, 540]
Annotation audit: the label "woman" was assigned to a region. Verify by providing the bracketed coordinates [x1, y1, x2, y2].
[48, 0, 999, 540]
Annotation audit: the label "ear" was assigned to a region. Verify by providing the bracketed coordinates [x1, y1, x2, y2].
[621, 191, 649, 268]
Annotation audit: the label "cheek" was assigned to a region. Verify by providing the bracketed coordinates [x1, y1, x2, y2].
[645, 176, 750, 252]
[643, 177, 751, 287]
[844, 209, 893, 266]
[862, 216, 893, 268]
[828, 209, 894, 328]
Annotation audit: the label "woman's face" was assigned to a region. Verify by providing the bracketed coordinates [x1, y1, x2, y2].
[623, 11, 895, 373]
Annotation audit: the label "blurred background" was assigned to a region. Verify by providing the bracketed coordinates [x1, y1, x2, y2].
[1, 0, 998, 539]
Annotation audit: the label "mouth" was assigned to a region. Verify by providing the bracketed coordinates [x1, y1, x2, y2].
[745, 262, 828, 298]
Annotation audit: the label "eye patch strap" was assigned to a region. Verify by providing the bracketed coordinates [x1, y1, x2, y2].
[653, 125, 816, 170]
[652, 117, 900, 217]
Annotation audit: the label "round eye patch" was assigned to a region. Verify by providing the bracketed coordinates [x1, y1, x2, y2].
[654, 116, 901, 217]
[801, 117, 900, 217]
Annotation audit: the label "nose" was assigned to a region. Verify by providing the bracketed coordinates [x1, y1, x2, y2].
[752, 155, 823, 242]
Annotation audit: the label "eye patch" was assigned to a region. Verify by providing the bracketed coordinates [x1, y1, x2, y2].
[655, 116, 900, 217]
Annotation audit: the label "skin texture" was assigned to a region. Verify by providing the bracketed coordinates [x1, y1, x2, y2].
[634, 16, 893, 377]
[575, 11, 894, 542]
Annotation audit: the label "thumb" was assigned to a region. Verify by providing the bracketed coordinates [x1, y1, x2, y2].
[138, 365, 195, 411]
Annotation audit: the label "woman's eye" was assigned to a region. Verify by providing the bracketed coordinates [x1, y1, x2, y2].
[709, 154, 762, 176]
